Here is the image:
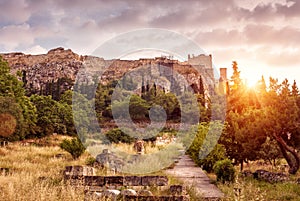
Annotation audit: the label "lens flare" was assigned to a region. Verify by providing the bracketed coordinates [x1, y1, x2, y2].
[0, 113, 17, 137]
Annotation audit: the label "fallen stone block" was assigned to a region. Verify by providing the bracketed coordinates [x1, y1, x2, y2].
[253, 169, 288, 183]
[102, 189, 121, 200]
[124, 195, 190, 201]
[121, 189, 137, 196]
[138, 189, 153, 196]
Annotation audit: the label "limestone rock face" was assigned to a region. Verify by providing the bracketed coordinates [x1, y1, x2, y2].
[1, 47, 212, 97]
[1, 47, 83, 96]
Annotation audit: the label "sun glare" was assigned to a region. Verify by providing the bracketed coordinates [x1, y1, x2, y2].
[244, 77, 259, 88]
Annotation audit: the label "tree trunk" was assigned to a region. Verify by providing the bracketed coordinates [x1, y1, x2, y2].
[240, 160, 243, 172]
[274, 134, 300, 174]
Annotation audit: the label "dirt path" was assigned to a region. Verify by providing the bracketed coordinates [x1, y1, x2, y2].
[165, 154, 224, 199]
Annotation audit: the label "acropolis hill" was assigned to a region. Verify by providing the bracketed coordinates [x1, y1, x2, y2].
[0, 47, 225, 96]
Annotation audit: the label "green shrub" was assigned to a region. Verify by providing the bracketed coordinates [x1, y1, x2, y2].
[85, 156, 96, 166]
[105, 128, 134, 144]
[60, 138, 86, 159]
[197, 144, 226, 172]
[213, 159, 235, 183]
[187, 122, 226, 172]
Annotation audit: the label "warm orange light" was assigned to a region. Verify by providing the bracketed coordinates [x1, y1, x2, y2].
[244, 76, 259, 89]
[0, 113, 17, 137]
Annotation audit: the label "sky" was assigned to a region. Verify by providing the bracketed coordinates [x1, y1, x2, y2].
[0, 0, 300, 86]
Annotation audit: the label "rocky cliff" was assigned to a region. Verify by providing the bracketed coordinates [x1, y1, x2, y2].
[1, 47, 209, 98]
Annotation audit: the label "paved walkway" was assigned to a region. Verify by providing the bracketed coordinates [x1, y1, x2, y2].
[165, 155, 224, 199]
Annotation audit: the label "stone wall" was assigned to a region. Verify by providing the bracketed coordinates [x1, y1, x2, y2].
[63, 165, 190, 200]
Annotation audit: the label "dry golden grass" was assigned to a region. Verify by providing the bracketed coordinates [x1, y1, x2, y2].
[87, 141, 184, 174]
[0, 135, 183, 200]
[0, 135, 93, 201]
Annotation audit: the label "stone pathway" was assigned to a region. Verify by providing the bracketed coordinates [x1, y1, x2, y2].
[165, 155, 224, 199]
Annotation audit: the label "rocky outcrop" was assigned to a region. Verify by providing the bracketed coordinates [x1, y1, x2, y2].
[1, 47, 211, 97]
[241, 169, 289, 183]
[1, 47, 83, 97]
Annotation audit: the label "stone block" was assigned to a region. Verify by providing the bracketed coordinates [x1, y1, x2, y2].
[141, 176, 168, 186]
[138, 189, 153, 196]
[123, 195, 190, 201]
[121, 189, 137, 196]
[102, 189, 121, 200]
[64, 166, 95, 177]
[105, 176, 124, 186]
[84, 176, 105, 186]
[157, 176, 169, 186]
[124, 176, 142, 186]
[169, 185, 183, 195]
[141, 176, 157, 186]
[64, 175, 84, 186]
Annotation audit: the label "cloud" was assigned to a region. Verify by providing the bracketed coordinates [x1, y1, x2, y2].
[0, 24, 34, 51]
[24, 45, 47, 55]
[0, 0, 31, 25]
[0, 0, 299, 84]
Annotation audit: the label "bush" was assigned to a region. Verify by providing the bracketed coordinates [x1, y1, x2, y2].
[60, 138, 86, 159]
[213, 159, 235, 183]
[187, 122, 226, 172]
[197, 144, 226, 172]
[85, 156, 96, 166]
[105, 128, 134, 144]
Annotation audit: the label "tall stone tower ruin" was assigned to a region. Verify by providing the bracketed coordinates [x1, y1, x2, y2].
[187, 54, 215, 93]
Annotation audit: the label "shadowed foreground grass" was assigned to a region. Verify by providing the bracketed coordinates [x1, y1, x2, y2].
[0, 136, 90, 201]
[216, 174, 300, 201]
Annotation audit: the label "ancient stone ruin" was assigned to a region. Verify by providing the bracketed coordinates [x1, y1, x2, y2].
[1, 47, 223, 98]
[63, 165, 190, 201]
[241, 169, 289, 183]
[95, 149, 125, 172]
[133, 140, 145, 154]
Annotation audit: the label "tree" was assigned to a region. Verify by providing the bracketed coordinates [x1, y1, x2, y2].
[129, 94, 149, 120]
[196, 75, 206, 107]
[104, 128, 134, 144]
[292, 80, 299, 97]
[261, 78, 300, 174]
[0, 97, 23, 139]
[230, 61, 242, 91]
[221, 61, 266, 170]
[30, 95, 61, 136]
[0, 56, 37, 140]
[222, 108, 266, 170]
[258, 137, 282, 167]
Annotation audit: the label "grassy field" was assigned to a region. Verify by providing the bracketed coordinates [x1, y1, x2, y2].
[217, 176, 300, 201]
[209, 161, 300, 201]
[1, 135, 300, 200]
[0, 135, 90, 201]
[0, 135, 182, 200]
[87, 141, 184, 174]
